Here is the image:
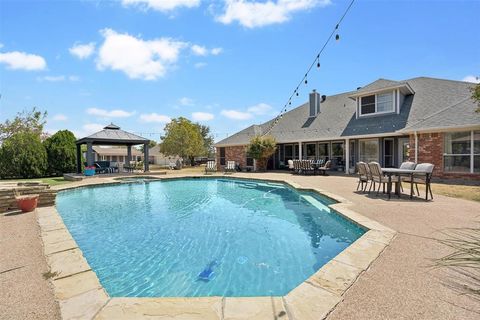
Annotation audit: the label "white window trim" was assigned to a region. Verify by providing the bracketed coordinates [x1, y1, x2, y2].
[358, 91, 396, 117]
[443, 130, 479, 174]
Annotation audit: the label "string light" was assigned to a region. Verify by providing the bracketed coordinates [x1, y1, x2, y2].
[262, 0, 356, 136]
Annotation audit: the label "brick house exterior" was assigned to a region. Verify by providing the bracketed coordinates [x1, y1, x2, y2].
[215, 77, 480, 180]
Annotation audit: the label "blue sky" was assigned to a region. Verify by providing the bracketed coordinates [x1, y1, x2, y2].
[0, 0, 479, 142]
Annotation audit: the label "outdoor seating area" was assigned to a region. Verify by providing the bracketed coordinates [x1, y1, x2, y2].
[289, 159, 332, 175]
[356, 161, 435, 200]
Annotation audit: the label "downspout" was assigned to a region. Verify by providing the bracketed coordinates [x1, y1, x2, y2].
[414, 131, 418, 163]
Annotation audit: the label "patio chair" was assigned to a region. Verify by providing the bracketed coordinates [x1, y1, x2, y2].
[317, 160, 331, 175]
[205, 161, 217, 174]
[292, 160, 301, 174]
[288, 160, 294, 171]
[224, 161, 235, 174]
[302, 160, 314, 175]
[368, 162, 389, 195]
[403, 163, 435, 200]
[356, 162, 370, 192]
[399, 161, 416, 170]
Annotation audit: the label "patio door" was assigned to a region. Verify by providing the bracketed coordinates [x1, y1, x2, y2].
[398, 137, 410, 164]
[383, 138, 394, 168]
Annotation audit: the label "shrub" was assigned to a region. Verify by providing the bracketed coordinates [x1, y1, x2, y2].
[43, 130, 77, 175]
[246, 135, 277, 171]
[0, 131, 47, 178]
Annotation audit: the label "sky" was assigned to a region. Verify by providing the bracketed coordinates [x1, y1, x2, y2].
[0, 0, 479, 142]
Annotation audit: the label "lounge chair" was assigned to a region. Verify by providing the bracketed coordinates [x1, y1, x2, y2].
[205, 161, 217, 174]
[402, 163, 435, 200]
[224, 161, 235, 174]
[356, 162, 370, 192]
[317, 160, 331, 175]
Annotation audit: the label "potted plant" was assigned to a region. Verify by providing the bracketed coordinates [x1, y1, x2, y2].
[84, 166, 96, 176]
[14, 190, 40, 212]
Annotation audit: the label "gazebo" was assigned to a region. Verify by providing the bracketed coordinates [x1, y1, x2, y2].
[75, 123, 150, 173]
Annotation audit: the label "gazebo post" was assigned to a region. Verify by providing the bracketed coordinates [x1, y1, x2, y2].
[127, 145, 132, 165]
[86, 142, 94, 167]
[144, 143, 149, 172]
[76, 144, 82, 174]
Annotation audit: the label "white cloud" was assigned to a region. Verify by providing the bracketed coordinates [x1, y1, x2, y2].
[221, 109, 253, 120]
[191, 44, 223, 56]
[462, 75, 480, 84]
[52, 114, 68, 121]
[96, 28, 188, 80]
[122, 0, 201, 12]
[194, 62, 207, 68]
[0, 43, 3, 49]
[192, 112, 214, 121]
[69, 42, 95, 59]
[0, 51, 46, 70]
[139, 113, 171, 123]
[38, 75, 65, 82]
[216, 0, 331, 28]
[191, 44, 208, 56]
[211, 47, 223, 55]
[247, 102, 272, 115]
[37, 75, 80, 82]
[179, 97, 195, 106]
[83, 123, 104, 135]
[86, 107, 135, 118]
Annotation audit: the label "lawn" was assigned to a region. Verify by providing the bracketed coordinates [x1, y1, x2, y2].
[403, 182, 480, 202]
[1, 177, 72, 186]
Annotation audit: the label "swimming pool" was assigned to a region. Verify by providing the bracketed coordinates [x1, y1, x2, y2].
[56, 178, 365, 297]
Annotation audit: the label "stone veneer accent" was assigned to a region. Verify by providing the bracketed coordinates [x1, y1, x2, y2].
[38, 175, 396, 320]
[409, 132, 479, 180]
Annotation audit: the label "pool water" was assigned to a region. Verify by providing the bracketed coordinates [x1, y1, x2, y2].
[56, 178, 365, 297]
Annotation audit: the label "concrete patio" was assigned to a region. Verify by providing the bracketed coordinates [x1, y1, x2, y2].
[1, 172, 479, 319]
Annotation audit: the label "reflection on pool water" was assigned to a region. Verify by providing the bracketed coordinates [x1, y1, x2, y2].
[56, 178, 365, 297]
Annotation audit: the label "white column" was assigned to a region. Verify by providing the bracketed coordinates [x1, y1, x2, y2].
[298, 142, 302, 160]
[345, 138, 350, 174]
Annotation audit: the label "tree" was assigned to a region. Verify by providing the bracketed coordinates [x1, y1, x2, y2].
[0, 131, 47, 178]
[246, 135, 277, 171]
[139, 140, 157, 153]
[160, 117, 205, 166]
[196, 123, 215, 157]
[43, 130, 77, 176]
[471, 83, 480, 112]
[0, 107, 47, 142]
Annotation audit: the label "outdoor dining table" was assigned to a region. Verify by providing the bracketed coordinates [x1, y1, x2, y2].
[381, 168, 429, 200]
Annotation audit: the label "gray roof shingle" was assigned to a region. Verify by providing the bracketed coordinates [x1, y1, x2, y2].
[215, 77, 479, 146]
[76, 123, 148, 145]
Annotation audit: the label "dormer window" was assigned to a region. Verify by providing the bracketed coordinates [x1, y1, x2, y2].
[359, 91, 395, 116]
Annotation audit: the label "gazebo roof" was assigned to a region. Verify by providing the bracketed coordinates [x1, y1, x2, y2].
[76, 123, 149, 145]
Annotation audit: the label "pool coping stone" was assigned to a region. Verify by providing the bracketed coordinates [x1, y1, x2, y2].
[38, 174, 396, 320]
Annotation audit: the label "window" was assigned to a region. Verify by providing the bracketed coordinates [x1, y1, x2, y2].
[318, 143, 329, 161]
[219, 147, 226, 166]
[359, 139, 379, 163]
[360, 92, 394, 116]
[284, 144, 293, 161]
[306, 143, 316, 159]
[331, 142, 344, 167]
[360, 95, 376, 114]
[444, 131, 480, 173]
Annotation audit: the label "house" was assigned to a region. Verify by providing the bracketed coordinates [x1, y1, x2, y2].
[92, 146, 143, 163]
[148, 145, 181, 166]
[215, 77, 480, 180]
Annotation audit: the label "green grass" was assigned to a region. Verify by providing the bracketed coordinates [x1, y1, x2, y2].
[1, 177, 72, 186]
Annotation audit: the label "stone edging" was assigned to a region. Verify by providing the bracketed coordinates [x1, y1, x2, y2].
[37, 175, 396, 320]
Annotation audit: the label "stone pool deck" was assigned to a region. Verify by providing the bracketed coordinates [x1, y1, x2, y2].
[2, 172, 480, 319]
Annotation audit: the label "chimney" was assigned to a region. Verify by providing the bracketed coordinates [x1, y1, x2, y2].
[309, 89, 320, 117]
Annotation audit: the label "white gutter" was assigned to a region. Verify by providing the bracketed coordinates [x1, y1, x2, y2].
[414, 131, 418, 163]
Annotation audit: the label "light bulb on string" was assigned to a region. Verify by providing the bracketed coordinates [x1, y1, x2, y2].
[335, 34, 340, 41]
[304, 74, 308, 85]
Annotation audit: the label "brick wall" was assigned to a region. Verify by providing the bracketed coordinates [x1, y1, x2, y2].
[409, 132, 479, 180]
[216, 146, 247, 170]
